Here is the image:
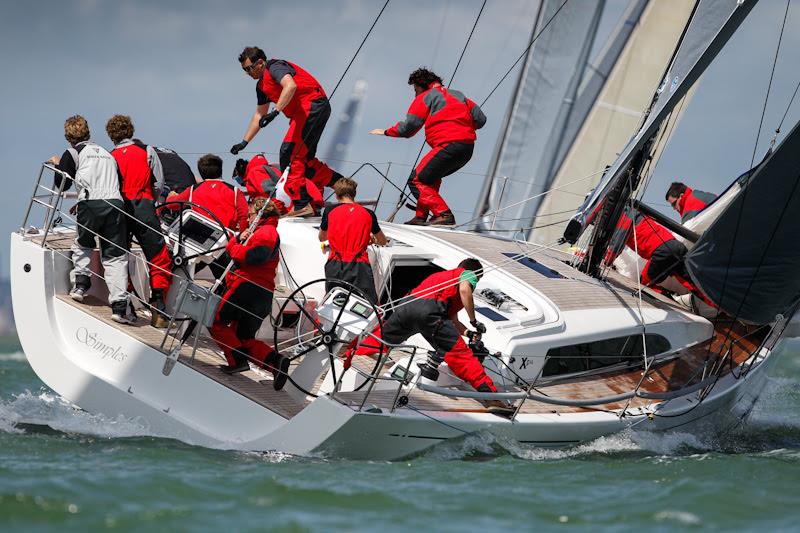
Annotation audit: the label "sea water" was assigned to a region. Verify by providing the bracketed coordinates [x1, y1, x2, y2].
[2, 336, 800, 532]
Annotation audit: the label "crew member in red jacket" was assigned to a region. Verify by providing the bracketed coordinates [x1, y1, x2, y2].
[167, 154, 248, 279]
[606, 207, 711, 303]
[354, 259, 500, 399]
[105, 115, 172, 328]
[232, 155, 323, 213]
[232, 46, 343, 217]
[371, 68, 486, 226]
[318, 177, 386, 303]
[665, 182, 717, 223]
[210, 198, 290, 388]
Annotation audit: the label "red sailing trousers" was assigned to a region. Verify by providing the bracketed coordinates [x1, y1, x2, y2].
[409, 142, 474, 218]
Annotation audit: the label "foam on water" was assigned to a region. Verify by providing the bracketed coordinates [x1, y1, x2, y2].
[0, 351, 27, 362]
[0, 389, 155, 439]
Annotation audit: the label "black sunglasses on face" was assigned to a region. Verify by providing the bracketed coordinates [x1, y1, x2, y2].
[242, 61, 261, 73]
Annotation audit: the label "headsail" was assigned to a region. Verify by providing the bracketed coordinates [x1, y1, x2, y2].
[473, 0, 605, 232]
[685, 121, 800, 325]
[563, 0, 758, 250]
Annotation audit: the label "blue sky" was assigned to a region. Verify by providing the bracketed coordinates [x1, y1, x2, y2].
[1, 0, 798, 278]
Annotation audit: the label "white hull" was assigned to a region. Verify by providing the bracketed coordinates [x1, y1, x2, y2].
[10, 231, 780, 460]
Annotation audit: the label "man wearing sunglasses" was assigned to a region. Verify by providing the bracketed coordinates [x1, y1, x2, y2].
[665, 182, 717, 223]
[232, 46, 343, 217]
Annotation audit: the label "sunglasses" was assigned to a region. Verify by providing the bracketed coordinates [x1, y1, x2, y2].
[242, 60, 262, 73]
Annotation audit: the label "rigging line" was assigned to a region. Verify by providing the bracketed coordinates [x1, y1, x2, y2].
[479, 0, 569, 107]
[749, 0, 790, 169]
[328, 0, 390, 100]
[391, 0, 488, 218]
[775, 76, 800, 139]
[453, 166, 606, 230]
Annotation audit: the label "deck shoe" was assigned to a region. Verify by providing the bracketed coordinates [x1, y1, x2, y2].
[111, 300, 135, 325]
[69, 286, 87, 302]
[272, 354, 291, 391]
[149, 290, 169, 328]
[427, 211, 456, 226]
[404, 216, 428, 226]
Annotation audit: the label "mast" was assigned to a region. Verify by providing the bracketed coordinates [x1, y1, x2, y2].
[564, 0, 759, 278]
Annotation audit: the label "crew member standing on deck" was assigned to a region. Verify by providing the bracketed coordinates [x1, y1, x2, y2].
[370, 68, 486, 226]
[105, 115, 172, 328]
[49, 115, 131, 324]
[665, 182, 717, 223]
[232, 46, 343, 217]
[210, 198, 291, 389]
[318, 177, 386, 303]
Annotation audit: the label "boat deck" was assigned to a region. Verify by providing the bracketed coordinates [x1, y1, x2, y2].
[40, 229, 765, 421]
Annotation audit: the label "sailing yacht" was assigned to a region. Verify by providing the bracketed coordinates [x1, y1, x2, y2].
[10, 0, 800, 460]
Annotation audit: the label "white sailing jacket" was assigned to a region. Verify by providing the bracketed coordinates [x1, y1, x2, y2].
[61, 141, 123, 201]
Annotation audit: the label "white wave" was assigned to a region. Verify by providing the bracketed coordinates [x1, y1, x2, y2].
[0, 389, 154, 438]
[653, 510, 702, 526]
[425, 428, 709, 462]
[0, 351, 27, 362]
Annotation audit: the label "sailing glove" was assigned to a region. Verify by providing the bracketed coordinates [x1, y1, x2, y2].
[230, 140, 248, 155]
[470, 319, 486, 334]
[259, 110, 280, 128]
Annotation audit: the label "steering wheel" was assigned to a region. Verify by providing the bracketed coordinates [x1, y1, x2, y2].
[273, 278, 385, 397]
[158, 200, 231, 267]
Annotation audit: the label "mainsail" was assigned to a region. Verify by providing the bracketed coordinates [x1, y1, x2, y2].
[473, 0, 605, 233]
[685, 121, 800, 324]
[563, 0, 758, 252]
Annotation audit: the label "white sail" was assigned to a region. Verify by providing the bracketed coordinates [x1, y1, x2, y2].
[531, 0, 696, 245]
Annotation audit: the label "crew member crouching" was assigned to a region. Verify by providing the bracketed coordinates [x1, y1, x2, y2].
[106, 114, 173, 327]
[354, 259, 501, 399]
[318, 178, 386, 303]
[232, 154, 323, 213]
[607, 207, 713, 306]
[210, 198, 290, 389]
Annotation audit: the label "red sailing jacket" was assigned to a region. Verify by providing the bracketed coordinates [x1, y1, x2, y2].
[244, 154, 282, 199]
[386, 84, 486, 148]
[225, 217, 280, 292]
[256, 60, 326, 120]
[319, 202, 381, 263]
[411, 267, 466, 315]
[677, 187, 717, 223]
[111, 140, 155, 201]
[170, 180, 248, 232]
[613, 210, 676, 260]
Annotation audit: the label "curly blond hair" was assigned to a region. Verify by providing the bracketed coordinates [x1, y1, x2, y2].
[250, 197, 280, 219]
[64, 115, 90, 145]
[105, 114, 134, 144]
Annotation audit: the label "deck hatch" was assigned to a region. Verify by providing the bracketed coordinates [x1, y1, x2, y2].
[475, 306, 508, 322]
[502, 253, 565, 279]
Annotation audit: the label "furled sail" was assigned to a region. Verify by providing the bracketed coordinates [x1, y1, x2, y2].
[685, 121, 800, 325]
[473, 0, 605, 233]
[563, 0, 758, 246]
